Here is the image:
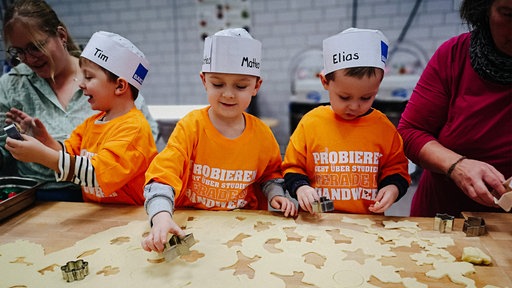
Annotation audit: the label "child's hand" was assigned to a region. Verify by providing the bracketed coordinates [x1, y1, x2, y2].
[6, 108, 51, 145]
[5, 134, 52, 164]
[141, 212, 186, 253]
[270, 196, 298, 217]
[296, 185, 319, 214]
[368, 185, 399, 213]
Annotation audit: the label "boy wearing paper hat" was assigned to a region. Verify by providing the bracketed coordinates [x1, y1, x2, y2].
[141, 28, 297, 253]
[282, 28, 411, 215]
[5, 31, 157, 205]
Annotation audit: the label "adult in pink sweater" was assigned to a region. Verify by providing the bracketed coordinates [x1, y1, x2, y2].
[397, 0, 512, 217]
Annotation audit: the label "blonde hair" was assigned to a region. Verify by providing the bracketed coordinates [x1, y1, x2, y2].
[3, 0, 81, 80]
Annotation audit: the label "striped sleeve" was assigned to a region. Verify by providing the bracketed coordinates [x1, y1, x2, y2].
[54, 141, 99, 188]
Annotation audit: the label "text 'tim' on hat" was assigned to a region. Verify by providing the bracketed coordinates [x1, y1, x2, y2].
[81, 31, 149, 90]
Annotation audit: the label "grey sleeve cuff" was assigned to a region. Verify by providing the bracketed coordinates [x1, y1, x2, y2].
[143, 182, 175, 225]
[262, 178, 286, 202]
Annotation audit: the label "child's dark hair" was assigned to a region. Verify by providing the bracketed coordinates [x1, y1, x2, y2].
[79, 57, 139, 100]
[324, 67, 382, 82]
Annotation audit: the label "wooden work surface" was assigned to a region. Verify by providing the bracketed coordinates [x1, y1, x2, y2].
[0, 202, 511, 287]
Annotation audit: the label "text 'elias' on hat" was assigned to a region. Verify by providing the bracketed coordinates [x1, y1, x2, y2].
[202, 28, 262, 77]
[81, 31, 150, 90]
[323, 28, 389, 75]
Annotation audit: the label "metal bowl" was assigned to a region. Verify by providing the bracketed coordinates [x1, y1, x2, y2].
[0, 176, 42, 221]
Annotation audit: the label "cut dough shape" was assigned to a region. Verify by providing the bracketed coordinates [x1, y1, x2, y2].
[410, 248, 456, 265]
[38, 264, 60, 275]
[419, 236, 454, 248]
[96, 265, 120, 276]
[332, 269, 365, 287]
[342, 248, 371, 265]
[337, 229, 396, 259]
[110, 236, 130, 245]
[383, 220, 421, 233]
[426, 261, 475, 287]
[9, 257, 33, 266]
[271, 271, 317, 288]
[325, 229, 352, 244]
[264, 238, 283, 253]
[402, 277, 428, 288]
[305, 235, 316, 243]
[220, 250, 261, 279]
[363, 258, 403, 283]
[77, 248, 100, 258]
[224, 233, 251, 248]
[461, 246, 491, 265]
[365, 227, 402, 242]
[180, 250, 205, 262]
[282, 226, 304, 242]
[342, 216, 376, 228]
[303, 252, 326, 269]
[254, 221, 274, 232]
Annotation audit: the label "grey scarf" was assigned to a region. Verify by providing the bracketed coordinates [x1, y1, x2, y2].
[469, 28, 512, 85]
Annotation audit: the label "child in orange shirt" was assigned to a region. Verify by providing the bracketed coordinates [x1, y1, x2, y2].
[142, 28, 297, 253]
[5, 31, 157, 205]
[282, 28, 411, 214]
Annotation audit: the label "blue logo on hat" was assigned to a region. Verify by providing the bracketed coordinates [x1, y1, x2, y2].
[133, 63, 148, 86]
[381, 41, 388, 63]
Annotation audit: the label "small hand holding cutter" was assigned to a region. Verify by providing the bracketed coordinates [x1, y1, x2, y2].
[163, 233, 196, 261]
[312, 196, 334, 213]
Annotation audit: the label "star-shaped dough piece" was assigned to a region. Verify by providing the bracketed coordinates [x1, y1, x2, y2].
[342, 216, 376, 228]
[426, 261, 475, 287]
[383, 220, 421, 233]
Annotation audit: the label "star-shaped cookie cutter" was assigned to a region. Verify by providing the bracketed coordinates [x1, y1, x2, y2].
[61, 259, 89, 282]
[434, 213, 454, 233]
[312, 196, 334, 213]
[163, 233, 196, 261]
[463, 216, 486, 237]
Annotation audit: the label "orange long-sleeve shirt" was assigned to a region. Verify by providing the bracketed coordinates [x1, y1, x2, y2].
[145, 107, 283, 210]
[283, 106, 410, 214]
[63, 107, 157, 205]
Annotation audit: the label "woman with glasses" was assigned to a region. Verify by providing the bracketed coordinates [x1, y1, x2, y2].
[0, 0, 158, 201]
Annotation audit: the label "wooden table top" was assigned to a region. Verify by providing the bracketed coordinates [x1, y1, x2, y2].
[0, 202, 510, 287]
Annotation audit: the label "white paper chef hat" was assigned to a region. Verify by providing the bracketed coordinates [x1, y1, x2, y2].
[323, 28, 389, 75]
[202, 28, 262, 77]
[81, 31, 149, 90]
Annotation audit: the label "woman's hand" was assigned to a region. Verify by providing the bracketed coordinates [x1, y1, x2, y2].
[5, 108, 34, 133]
[296, 185, 319, 214]
[141, 212, 186, 253]
[270, 195, 298, 217]
[450, 158, 506, 207]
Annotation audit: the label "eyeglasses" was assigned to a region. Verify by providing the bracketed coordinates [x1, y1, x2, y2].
[7, 37, 50, 60]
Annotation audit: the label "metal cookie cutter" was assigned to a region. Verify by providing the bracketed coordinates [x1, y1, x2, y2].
[434, 213, 454, 233]
[163, 233, 196, 261]
[312, 196, 334, 213]
[463, 217, 486, 237]
[61, 259, 89, 282]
